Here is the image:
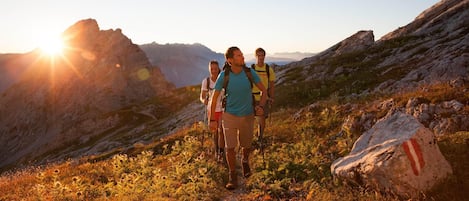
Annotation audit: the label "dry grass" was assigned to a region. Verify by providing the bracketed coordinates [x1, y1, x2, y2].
[0, 83, 467, 200]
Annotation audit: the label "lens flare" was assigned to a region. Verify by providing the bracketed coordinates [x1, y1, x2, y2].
[137, 68, 150, 81]
[39, 35, 64, 56]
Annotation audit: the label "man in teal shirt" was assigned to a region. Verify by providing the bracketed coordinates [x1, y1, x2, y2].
[209, 46, 267, 190]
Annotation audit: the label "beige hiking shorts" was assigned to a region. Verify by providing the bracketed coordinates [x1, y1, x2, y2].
[222, 112, 254, 149]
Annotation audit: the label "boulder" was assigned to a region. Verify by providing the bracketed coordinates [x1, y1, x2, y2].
[331, 112, 452, 198]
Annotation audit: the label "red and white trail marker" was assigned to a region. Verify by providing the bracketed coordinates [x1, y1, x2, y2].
[402, 138, 425, 176]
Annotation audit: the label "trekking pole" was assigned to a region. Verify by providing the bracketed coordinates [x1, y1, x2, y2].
[269, 99, 273, 145]
[202, 104, 207, 149]
[261, 98, 273, 169]
[203, 93, 211, 154]
[212, 115, 219, 160]
[258, 108, 266, 169]
[260, 131, 266, 169]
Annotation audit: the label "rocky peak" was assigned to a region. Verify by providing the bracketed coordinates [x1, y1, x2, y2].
[380, 0, 468, 40]
[283, 30, 374, 71]
[374, 0, 469, 93]
[276, 30, 375, 86]
[63, 18, 100, 43]
[277, 0, 468, 94]
[0, 19, 174, 171]
[326, 30, 375, 57]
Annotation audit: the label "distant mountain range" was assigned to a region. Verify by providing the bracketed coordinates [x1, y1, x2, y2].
[140, 43, 315, 87]
[140, 43, 225, 88]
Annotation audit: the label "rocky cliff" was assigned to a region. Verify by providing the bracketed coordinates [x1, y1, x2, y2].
[0, 19, 174, 170]
[279, 0, 468, 94]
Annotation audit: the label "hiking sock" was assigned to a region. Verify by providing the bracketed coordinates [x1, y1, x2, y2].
[226, 171, 238, 190]
[225, 149, 237, 189]
[241, 148, 251, 178]
[242, 161, 251, 178]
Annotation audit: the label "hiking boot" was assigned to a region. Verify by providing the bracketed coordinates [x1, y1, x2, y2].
[242, 162, 251, 178]
[225, 171, 238, 190]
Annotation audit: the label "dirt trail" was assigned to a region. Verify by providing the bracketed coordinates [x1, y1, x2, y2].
[221, 173, 248, 201]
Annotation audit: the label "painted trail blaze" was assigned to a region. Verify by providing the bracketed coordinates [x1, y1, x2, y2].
[402, 138, 425, 176]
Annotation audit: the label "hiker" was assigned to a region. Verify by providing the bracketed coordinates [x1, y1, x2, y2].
[209, 46, 268, 190]
[251, 48, 276, 142]
[199, 60, 225, 162]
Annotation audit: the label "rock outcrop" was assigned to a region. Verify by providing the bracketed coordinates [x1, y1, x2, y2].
[341, 98, 469, 137]
[332, 112, 452, 199]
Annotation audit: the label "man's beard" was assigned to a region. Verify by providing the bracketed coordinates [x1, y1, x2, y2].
[232, 61, 245, 67]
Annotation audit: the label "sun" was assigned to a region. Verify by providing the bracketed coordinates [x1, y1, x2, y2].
[39, 35, 65, 56]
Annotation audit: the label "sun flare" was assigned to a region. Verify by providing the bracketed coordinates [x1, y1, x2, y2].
[39, 35, 65, 56]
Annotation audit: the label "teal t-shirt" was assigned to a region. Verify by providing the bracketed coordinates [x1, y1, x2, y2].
[215, 68, 261, 116]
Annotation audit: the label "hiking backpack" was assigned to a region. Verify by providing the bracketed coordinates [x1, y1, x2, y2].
[221, 65, 255, 110]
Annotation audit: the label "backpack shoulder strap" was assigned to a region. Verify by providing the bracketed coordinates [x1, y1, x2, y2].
[222, 66, 254, 93]
[222, 66, 230, 93]
[206, 77, 210, 91]
[222, 66, 256, 110]
[244, 66, 256, 111]
[223, 66, 253, 91]
[221, 67, 231, 109]
[243, 66, 254, 88]
[251, 63, 269, 87]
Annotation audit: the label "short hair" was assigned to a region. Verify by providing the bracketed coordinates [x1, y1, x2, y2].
[255, 47, 266, 56]
[225, 46, 240, 59]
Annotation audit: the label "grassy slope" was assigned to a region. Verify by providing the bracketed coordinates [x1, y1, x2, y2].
[0, 81, 467, 201]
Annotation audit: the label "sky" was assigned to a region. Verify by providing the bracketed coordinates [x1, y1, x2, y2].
[1, 0, 440, 55]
